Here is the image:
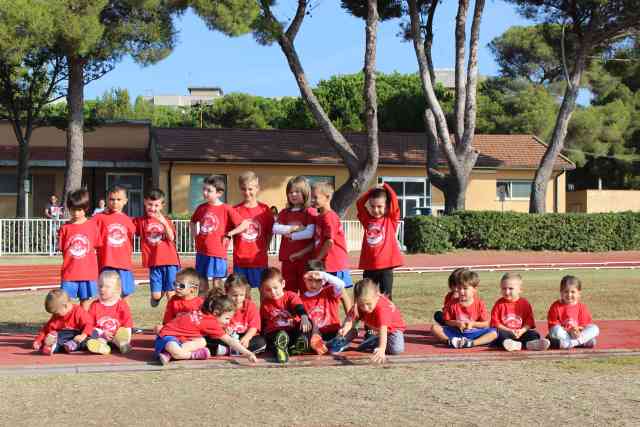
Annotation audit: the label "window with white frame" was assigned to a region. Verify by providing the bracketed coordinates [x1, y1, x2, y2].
[496, 180, 532, 200]
[304, 175, 335, 188]
[378, 176, 431, 218]
[0, 173, 17, 195]
[190, 174, 227, 211]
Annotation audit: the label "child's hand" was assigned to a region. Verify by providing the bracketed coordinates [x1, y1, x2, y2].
[73, 334, 87, 343]
[104, 331, 114, 341]
[338, 321, 352, 337]
[300, 315, 312, 333]
[512, 328, 524, 339]
[246, 352, 258, 363]
[569, 327, 582, 339]
[32, 341, 41, 351]
[371, 347, 386, 364]
[239, 336, 251, 349]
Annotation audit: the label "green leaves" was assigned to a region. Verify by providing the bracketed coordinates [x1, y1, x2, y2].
[191, 0, 260, 36]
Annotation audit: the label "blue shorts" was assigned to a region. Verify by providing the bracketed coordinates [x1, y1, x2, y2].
[101, 268, 135, 297]
[329, 270, 353, 288]
[195, 253, 227, 279]
[233, 266, 266, 288]
[149, 265, 179, 294]
[61, 280, 97, 300]
[154, 335, 181, 356]
[443, 326, 497, 341]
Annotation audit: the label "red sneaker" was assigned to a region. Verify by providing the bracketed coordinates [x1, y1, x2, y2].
[310, 333, 328, 355]
[190, 347, 211, 360]
[41, 332, 58, 355]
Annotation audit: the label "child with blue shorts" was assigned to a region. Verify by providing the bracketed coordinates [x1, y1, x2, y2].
[135, 188, 180, 307]
[431, 270, 498, 349]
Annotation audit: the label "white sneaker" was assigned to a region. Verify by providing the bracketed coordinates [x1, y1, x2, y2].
[450, 337, 467, 349]
[216, 344, 229, 356]
[502, 339, 522, 352]
[526, 338, 551, 351]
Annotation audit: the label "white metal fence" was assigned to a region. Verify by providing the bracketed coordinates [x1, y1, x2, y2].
[0, 219, 405, 256]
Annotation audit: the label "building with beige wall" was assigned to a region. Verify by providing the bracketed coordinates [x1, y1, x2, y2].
[566, 190, 640, 213]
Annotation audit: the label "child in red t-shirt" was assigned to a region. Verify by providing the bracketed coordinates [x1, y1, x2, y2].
[433, 268, 467, 325]
[58, 189, 100, 310]
[155, 289, 258, 365]
[309, 181, 352, 288]
[32, 289, 93, 355]
[208, 274, 266, 356]
[260, 267, 312, 363]
[272, 176, 317, 293]
[157, 268, 205, 330]
[135, 188, 180, 308]
[232, 172, 274, 289]
[357, 183, 404, 300]
[329, 279, 406, 364]
[301, 260, 352, 355]
[547, 275, 599, 349]
[432, 270, 498, 349]
[491, 273, 550, 351]
[93, 185, 136, 301]
[190, 175, 249, 282]
[86, 271, 134, 355]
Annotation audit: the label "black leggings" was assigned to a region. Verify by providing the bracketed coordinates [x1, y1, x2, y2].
[363, 268, 394, 300]
[494, 329, 541, 347]
[206, 334, 267, 354]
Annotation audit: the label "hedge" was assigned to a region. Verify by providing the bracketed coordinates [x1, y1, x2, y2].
[404, 211, 640, 253]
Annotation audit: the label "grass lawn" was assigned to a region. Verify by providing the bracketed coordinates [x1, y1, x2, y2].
[1, 269, 638, 334]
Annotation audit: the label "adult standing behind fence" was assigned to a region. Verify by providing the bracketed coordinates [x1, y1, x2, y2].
[44, 194, 63, 219]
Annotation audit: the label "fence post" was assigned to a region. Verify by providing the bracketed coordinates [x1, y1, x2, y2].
[0, 220, 3, 257]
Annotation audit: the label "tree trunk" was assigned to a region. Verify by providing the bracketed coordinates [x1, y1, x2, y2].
[15, 134, 30, 218]
[63, 57, 85, 207]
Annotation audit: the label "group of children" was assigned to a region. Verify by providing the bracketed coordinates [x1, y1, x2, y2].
[33, 171, 600, 364]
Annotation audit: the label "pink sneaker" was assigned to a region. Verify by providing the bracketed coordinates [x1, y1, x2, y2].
[190, 347, 211, 360]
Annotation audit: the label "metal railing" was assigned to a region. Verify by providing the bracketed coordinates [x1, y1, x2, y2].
[0, 219, 405, 256]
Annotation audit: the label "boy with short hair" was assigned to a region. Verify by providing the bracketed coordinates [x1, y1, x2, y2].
[431, 270, 498, 349]
[190, 175, 249, 282]
[32, 289, 93, 355]
[93, 185, 136, 301]
[309, 181, 352, 287]
[58, 188, 100, 310]
[232, 172, 274, 288]
[135, 188, 180, 307]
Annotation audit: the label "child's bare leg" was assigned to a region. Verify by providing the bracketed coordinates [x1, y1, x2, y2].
[431, 324, 449, 343]
[164, 341, 192, 360]
[473, 331, 498, 347]
[180, 338, 207, 353]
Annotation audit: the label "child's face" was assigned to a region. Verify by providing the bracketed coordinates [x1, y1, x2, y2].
[310, 189, 330, 209]
[144, 198, 164, 217]
[98, 278, 120, 302]
[175, 277, 198, 298]
[52, 302, 72, 317]
[560, 284, 581, 305]
[368, 196, 387, 218]
[108, 190, 128, 213]
[357, 292, 380, 314]
[287, 186, 305, 207]
[228, 286, 247, 310]
[303, 271, 325, 293]
[50, 195, 58, 205]
[69, 207, 86, 222]
[500, 279, 522, 302]
[203, 184, 223, 204]
[262, 278, 285, 300]
[458, 284, 475, 303]
[240, 181, 259, 204]
[217, 311, 234, 326]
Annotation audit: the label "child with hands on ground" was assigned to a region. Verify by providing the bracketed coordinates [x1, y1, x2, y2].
[86, 271, 134, 355]
[33, 289, 93, 355]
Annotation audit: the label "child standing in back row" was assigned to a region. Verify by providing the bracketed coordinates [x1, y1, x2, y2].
[547, 275, 599, 349]
[190, 175, 249, 282]
[356, 183, 403, 300]
[232, 172, 274, 289]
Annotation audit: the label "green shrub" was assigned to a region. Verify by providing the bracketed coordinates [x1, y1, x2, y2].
[404, 215, 460, 254]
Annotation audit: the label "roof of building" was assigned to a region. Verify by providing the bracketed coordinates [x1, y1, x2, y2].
[152, 128, 575, 171]
[0, 146, 148, 163]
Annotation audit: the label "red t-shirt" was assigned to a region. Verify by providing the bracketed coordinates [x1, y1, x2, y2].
[276, 207, 317, 262]
[58, 220, 100, 282]
[94, 211, 136, 270]
[260, 291, 303, 334]
[228, 299, 261, 334]
[88, 299, 133, 335]
[233, 202, 274, 268]
[34, 304, 93, 344]
[443, 291, 458, 309]
[490, 297, 536, 330]
[159, 310, 225, 342]
[301, 286, 342, 334]
[191, 203, 243, 257]
[312, 210, 348, 272]
[357, 184, 404, 270]
[134, 216, 180, 267]
[162, 296, 204, 324]
[444, 298, 490, 323]
[547, 300, 593, 330]
[356, 295, 406, 333]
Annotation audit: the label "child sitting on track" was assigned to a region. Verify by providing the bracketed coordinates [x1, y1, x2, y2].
[33, 289, 93, 355]
[156, 268, 204, 332]
[547, 275, 599, 349]
[433, 267, 465, 326]
[432, 270, 497, 349]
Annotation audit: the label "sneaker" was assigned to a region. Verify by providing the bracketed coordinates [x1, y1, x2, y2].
[63, 340, 78, 353]
[41, 332, 58, 355]
[449, 337, 471, 349]
[150, 297, 160, 308]
[190, 347, 211, 360]
[327, 336, 350, 354]
[274, 331, 289, 364]
[216, 344, 229, 356]
[133, 328, 144, 334]
[582, 338, 597, 348]
[502, 339, 522, 352]
[158, 351, 171, 366]
[310, 333, 327, 355]
[113, 328, 132, 354]
[526, 338, 551, 351]
[253, 342, 267, 355]
[290, 335, 309, 356]
[87, 338, 111, 355]
[229, 332, 241, 356]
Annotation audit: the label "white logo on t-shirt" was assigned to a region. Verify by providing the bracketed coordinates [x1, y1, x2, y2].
[146, 222, 165, 245]
[107, 223, 127, 247]
[199, 214, 219, 234]
[366, 223, 385, 247]
[68, 234, 90, 258]
[241, 219, 261, 242]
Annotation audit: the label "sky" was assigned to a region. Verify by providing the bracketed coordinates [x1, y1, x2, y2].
[85, 1, 533, 101]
